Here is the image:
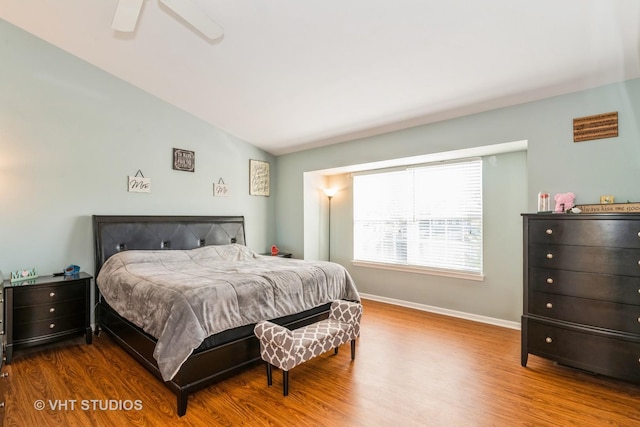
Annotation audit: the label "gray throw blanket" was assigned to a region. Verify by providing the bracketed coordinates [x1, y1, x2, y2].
[96, 244, 360, 381]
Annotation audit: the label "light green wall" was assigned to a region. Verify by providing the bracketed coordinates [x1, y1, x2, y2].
[276, 79, 640, 322]
[0, 20, 275, 277]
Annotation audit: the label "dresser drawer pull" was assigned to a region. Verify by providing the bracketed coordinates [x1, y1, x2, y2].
[0, 372, 8, 378]
[546, 253, 553, 259]
[49, 308, 55, 313]
[49, 323, 56, 329]
[49, 292, 56, 298]
[545, 229, 553, 235]
[546, 278, 554, 284]
[545, 337, 553, 344]
[546, 303, 553, 309]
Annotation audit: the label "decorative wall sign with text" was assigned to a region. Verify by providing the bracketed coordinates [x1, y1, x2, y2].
[249, 159, 270, 196]
[573, 112, 618, 142]
[173, 148, 195, 172]
[128, 170, 151, 193]
[214, 178, 229, 197]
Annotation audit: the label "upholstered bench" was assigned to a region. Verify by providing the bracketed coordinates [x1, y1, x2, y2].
[254, 300, 363, 396]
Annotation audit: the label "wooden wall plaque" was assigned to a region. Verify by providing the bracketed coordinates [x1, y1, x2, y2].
[573, 112, 618, 142]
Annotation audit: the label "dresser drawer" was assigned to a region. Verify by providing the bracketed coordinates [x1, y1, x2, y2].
[13, 282, 86, 307]
[529, 244, 640, 276]
[13, 298, 85, 324]
[529, 267, 640, 305]
[525, 318, 640, 382]
[528, 218, 640, 248]
[13, 313, 85, 342]
[529, 292, 640, 334]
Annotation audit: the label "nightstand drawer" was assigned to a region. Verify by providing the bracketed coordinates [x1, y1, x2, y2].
[13, 298, 85, 324]
[13, 313, 85, 342]
[13, 282, 85, 307]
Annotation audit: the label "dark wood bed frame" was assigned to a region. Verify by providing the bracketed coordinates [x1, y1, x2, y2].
[92, 215, 330, 416]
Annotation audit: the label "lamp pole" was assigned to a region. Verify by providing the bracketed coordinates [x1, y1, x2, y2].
[323, 188, 338, 261]
[327, 194, 333, 261]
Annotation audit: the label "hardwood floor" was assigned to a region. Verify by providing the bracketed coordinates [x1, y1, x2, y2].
[3, 299, 639, 426]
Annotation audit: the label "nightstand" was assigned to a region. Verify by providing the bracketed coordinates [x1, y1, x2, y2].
[261, 252, 292, 258]
[3, 272, 92, 364]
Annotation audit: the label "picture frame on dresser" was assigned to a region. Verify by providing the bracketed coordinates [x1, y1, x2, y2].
[521, 213, 640, 384]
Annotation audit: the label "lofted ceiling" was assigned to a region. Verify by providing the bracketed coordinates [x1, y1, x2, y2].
[1, 0, 639, 155]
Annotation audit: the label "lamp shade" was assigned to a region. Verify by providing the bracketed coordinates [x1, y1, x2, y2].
[323, 188, 338, 198]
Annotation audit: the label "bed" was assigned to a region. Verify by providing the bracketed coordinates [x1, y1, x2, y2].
[92, 215, 360, 416]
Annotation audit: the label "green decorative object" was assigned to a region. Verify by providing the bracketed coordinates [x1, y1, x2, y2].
[10, 268, 38, 283]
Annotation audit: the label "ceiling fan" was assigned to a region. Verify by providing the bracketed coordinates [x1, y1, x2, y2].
[112, 0, 224, 40]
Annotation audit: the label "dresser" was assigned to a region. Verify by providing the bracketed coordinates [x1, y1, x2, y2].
[3, 272, 92, 364]
[521, 214, 640, 383]
[0, 279, 6, 422]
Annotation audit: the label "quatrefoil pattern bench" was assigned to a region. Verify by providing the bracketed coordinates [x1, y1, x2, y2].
[254, 300, 363, 396]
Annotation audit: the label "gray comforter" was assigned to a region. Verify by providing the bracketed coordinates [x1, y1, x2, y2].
[96, 244, 360, 381]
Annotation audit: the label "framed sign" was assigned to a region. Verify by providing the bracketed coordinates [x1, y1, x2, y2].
[249, 159, 270, 196]
[173, 148, 195, 172]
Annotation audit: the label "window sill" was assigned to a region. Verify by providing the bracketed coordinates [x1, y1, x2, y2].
[351, 260, 484, 282]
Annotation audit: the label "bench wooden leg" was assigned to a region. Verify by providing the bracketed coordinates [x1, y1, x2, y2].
[334, 347, 338, 355]
[283, 370, 289, 396]
[351, 339, 356, 360]
[266, 363, 273, 386]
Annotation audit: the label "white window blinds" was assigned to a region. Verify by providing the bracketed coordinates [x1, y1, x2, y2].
[353, 158, 483, 275]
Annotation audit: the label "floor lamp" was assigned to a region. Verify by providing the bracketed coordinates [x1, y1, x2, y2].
[323, 188, 338, 261]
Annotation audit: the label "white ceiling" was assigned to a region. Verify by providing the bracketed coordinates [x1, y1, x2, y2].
[2, 1, 639, 155]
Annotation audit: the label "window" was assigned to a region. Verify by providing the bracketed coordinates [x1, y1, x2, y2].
[353, 158, 483, 277]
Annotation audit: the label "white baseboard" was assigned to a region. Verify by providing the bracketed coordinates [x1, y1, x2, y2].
[359, 292, 521, 330]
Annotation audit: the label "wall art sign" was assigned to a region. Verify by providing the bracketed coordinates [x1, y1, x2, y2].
[214, 178, 229, 197]
[249, 159, 270, 196]
[573, 112, 618, 142]
[173, 148, 195, 172]
[128, 170, 151, 193]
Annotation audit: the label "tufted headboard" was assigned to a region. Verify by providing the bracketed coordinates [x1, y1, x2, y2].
[92, 215, 246, 276]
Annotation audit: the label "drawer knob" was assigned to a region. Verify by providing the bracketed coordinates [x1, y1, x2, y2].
[545, 337, 553, 344]
[49, 292, 56, 297]
[49, 307, 55, 313]
[0, 372, 8, 378]
[546, 278, 554, 284]
[545, 229, 553, 235]
[546, 303, 553, 309]
[49, 323, 55, 329]
[546, 253, 553, 259]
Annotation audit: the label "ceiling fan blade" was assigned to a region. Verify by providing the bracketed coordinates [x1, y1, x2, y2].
[112, 0, 144, 32]
[159, 0, 224, 40]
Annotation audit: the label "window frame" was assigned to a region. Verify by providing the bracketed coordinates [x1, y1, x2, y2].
[352, 158, 484, 281]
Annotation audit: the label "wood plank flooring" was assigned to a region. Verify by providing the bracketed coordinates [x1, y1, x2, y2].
[3, 299, 639, 426]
